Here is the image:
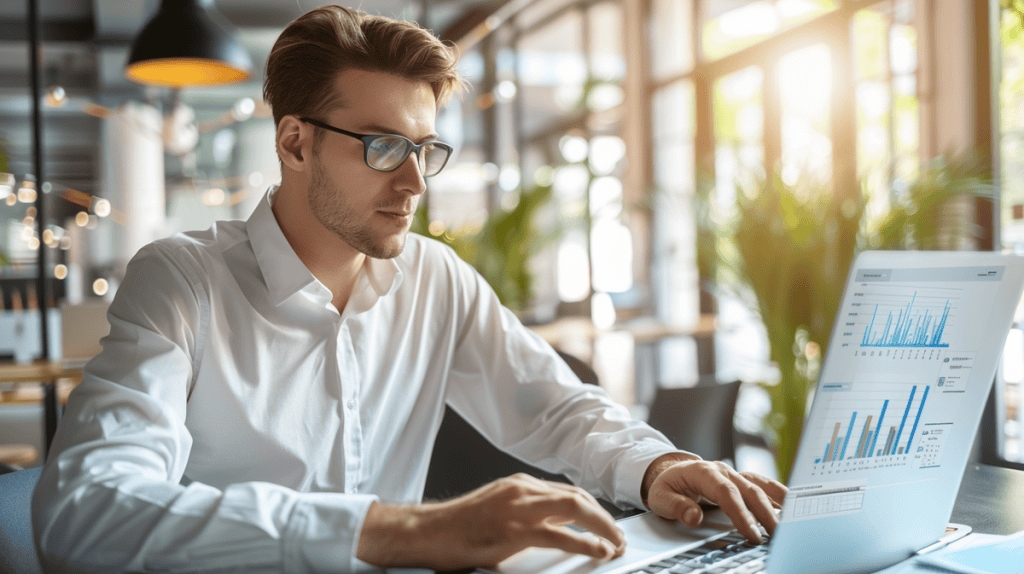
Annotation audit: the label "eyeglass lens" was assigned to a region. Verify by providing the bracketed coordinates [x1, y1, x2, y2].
[366, 137, 449, 176]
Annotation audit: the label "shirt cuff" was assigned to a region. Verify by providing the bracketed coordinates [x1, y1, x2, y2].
[615, 439, 695, 510]
[282, 492, 379, 573]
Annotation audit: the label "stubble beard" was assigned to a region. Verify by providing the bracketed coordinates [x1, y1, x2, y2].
[307, 151, 407, 260]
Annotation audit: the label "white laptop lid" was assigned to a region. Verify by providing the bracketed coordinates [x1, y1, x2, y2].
[766, 250, 1024, 574]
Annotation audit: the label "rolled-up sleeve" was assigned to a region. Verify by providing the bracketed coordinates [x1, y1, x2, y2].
[441, 248, 684, 511]
[32, 244, 378, 574]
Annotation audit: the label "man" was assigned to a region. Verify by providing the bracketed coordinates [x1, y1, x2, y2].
[33, 6, 786, 573]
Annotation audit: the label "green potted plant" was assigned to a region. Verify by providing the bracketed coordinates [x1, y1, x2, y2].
[412, 183, 556, 312]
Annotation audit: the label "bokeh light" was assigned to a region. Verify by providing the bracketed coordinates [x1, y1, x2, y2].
[93, 198, 111, 217]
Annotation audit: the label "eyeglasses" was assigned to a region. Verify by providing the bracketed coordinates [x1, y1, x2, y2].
[300, 117, 453, 177]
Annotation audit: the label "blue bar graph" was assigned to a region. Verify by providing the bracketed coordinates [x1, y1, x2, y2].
[893, 386, 917, 454]
[868, 400, 889, 459]
[816, 386, 930, 465]
[840, 412, 857, 460]
[861, 293, 951, 348]
[905, 386, 930, 454]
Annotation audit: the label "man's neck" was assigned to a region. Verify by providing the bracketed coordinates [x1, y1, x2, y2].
[271, 183, 365, 313]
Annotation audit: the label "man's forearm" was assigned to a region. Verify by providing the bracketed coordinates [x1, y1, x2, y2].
[357, 502, 435, 567]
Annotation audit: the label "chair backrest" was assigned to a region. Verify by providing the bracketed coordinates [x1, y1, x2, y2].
[0, 466, 43, 574]
[422, 351, 597, 501]
[645, 380, 743, 464]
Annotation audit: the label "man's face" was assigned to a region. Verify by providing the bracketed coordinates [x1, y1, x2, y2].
[307, 68, 436, 259]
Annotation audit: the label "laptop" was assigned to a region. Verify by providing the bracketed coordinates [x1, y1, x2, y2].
[491, 251, 1024, 574]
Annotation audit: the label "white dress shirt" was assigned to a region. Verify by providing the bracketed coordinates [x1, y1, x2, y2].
[33, 188, 681, 574]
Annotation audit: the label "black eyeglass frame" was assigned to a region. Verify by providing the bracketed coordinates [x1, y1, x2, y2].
[299, 117, 453, 177]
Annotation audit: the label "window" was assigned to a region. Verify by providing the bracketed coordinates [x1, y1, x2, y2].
[994, 1, 1024, 469]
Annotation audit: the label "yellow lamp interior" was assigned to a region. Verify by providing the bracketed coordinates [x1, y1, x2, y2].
[125, 58, 250, 87]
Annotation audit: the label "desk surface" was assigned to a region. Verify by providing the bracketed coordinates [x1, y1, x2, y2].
[0, 361, 83, 384]
[951, 463, 1024, 535]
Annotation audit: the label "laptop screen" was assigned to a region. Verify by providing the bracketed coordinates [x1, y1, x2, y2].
[768, 251, 1024, 574]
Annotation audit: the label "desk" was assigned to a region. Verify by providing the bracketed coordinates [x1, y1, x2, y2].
[0, 362, 83, 459]
[951, 463, 1024, 535]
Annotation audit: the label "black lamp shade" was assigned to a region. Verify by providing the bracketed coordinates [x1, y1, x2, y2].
[125, 0, 253, 88]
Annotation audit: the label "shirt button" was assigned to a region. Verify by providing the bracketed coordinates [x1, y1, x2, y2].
[347, 399, 356, 410]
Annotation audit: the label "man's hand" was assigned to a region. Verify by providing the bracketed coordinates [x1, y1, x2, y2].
[642, 453, 787, 545]
[357, 473, 626, 570]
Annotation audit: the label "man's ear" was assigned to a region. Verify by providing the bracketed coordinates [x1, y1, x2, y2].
[277, 115, 309, 171]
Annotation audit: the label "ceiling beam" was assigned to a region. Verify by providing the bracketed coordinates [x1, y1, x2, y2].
[0, 18, 94, 42]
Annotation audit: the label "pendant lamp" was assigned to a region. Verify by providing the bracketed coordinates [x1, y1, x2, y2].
[125, 0, 252, 88]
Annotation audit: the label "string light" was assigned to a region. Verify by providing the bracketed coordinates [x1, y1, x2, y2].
[45, 85, 67, 108]
[4, 195, 15, 206]
[75, 212, 89, 227]
[201, 188, 226, 207]
[92, 278, 109, 296]
[42, 229, 55, 245]
[18, 186, 37, 203]
[54, 264, 68, 280]
[93, 198, 111, 217]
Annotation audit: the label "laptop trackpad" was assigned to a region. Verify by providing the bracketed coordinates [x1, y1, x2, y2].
[486, 512, 725, 574]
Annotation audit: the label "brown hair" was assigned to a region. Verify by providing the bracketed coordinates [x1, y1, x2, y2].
[263, 5, 464, 128]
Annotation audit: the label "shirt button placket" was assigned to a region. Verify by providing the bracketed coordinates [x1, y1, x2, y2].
[340, 322, 362, 494]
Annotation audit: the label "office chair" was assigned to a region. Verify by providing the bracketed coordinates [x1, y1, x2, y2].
[0, 466, 43, 574]
[423, 350, 596, 501]
[645, 379, 743, 464]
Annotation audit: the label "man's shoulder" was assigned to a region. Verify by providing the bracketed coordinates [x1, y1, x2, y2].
[132, 219, 249, 284]
[146, 219, 248, 260]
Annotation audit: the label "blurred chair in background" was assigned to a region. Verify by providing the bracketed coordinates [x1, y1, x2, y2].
[423, 350, 596, 501]
[645, 379, 743, 466]
[0, 465, 43, 574]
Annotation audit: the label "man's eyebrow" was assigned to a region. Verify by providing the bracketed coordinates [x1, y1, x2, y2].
[358, 123, 439, 143]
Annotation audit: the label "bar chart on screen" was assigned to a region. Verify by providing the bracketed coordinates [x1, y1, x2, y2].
[838, 283, 963, 359]
[808, 382, 935, 477]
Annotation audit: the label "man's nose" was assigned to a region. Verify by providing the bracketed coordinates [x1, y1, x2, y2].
[394, 151, 427, 195]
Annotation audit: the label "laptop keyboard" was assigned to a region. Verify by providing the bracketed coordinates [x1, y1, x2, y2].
[626, 529, 771, 574]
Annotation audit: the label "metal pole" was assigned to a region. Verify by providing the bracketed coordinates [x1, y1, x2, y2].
[28, 0, 57, 459]
[28, 0, 49, 361]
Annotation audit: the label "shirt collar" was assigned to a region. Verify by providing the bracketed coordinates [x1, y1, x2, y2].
[246, 186, 404, 309]
[247, 187, 318, 306]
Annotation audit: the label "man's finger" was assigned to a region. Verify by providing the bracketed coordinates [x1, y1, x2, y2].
[530, 491, 625, 550]
[529, 525, 620, 560]
[740, 472, 788, 505]
[650, 488, 703, 527]
[704, 479, 763, 544]
[728, 474, 780, 535]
